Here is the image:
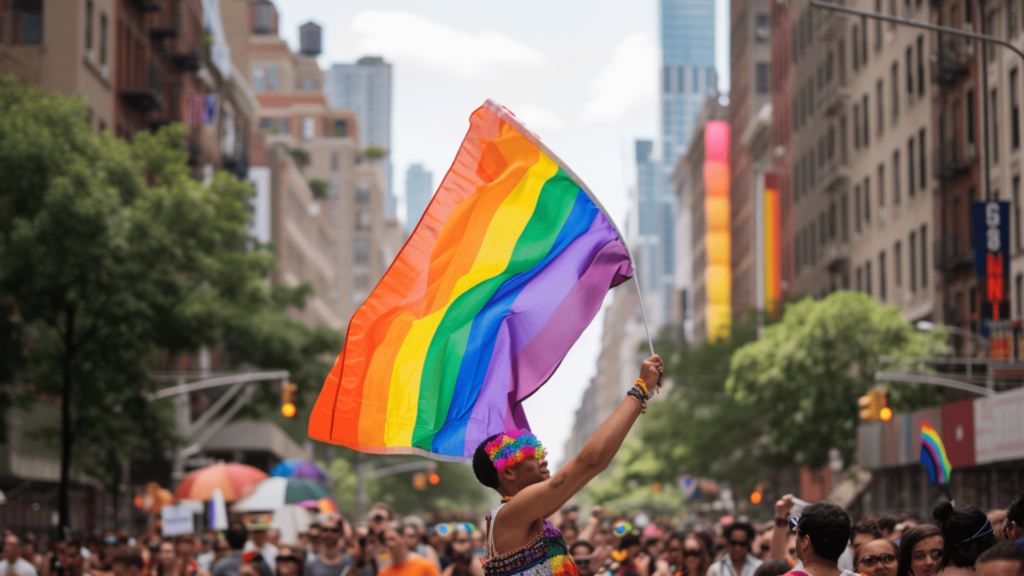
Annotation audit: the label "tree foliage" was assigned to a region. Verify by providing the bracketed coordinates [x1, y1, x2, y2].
[726, 292, 947, 468]
[0, 74, 343, 509]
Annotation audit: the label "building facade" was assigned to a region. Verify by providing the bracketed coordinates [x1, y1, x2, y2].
[405, 163, 433, 234]
[324, 56, 395, 217]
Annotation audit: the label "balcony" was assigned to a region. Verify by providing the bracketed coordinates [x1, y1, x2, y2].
[933, 140, 972, 181]
[823, 241, 851, 272]
[149, 27, 179, 41]
[933, 232, 974, 272]
[820, 157, 851, 193]
[120, 61, 163, 112]
[169, 52, 200, 72]
[127, 0, 163, 12]
[931, 41, 971, 85]
[222, 154, 249, 180]
[817, 7, 848, 42]
[819, 81, 851, 117]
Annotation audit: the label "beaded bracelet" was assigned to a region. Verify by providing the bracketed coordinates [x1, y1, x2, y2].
[636, 378, 656, 400]
[626, 388, 647, 413]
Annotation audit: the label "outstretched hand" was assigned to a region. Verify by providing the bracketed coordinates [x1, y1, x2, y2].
[640, 355, 664, 390]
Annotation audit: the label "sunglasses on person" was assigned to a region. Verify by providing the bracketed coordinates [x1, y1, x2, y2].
[277, 555, 302, 564]
[728, 540, 750, 548]
[683, 550, 703, 558]
[371, 514, 387, 522]
[323, 527, 341, 533]
[860, 554, 897, 568]
[453, 539, 471, 545]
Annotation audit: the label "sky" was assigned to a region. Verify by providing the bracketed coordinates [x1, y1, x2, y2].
[277, 0, 729, 465]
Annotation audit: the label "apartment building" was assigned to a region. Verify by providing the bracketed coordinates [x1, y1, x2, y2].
[784, 0, 934, 323]
[729, 0, 772, 318]
[770, 0, 797, 303]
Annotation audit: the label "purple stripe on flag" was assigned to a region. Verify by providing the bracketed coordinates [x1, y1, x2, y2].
[462, 218, 633, 454]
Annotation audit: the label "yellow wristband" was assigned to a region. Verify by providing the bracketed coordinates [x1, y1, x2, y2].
[636, 378, 648, 394]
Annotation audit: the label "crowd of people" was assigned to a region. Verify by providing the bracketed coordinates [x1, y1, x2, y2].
[4, 491, 1024, 576]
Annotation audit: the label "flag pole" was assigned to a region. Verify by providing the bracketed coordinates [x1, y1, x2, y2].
[632, 276, 656, 357]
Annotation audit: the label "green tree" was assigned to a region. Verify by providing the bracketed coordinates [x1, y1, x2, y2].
[726, 292, 947, 469]
[361, 146, 388, 160]
[0, 74, 342, 528]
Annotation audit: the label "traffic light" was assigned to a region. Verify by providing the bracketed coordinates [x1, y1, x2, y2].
[281, 382, 298, 418]
[427, 463, 439, 485]
[858, 387, 890, 421]
[750, 491, 762, 504]
[412, 472, 427, 490]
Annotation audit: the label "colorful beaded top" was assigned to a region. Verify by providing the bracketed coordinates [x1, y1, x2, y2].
[483, 502, 578, 576]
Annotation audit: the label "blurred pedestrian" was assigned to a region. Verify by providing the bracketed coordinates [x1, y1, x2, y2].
[213, 523, 249, 576]
[341, 536, 376, 576]
[2, 534, 40, 576]
[751, 560, 790, 576]
[1005, 492, 1024, 546]
[440, 528, 481, 576]
[975, 543, 1024, 576]
[933, 502, 997, 576]
[708, 523, 760, 576]
[307, 518, 351, 576]
[112, 549, 145, 576]
[896, 525, 942, 576]
[850, 520, 883, 558]
[245, 521, 279, 574]
[275, 547, 304, 576]
[570, 542, 596, 576]
[401, 522, 438, 571]
[790, 501, 855, 576]
[378, 523, 438, 576]
[853, 540, 899, 576]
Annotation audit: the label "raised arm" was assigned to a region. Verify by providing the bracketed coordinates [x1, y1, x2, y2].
[770, 495, 795, 560]
[501, 355, 663, 527]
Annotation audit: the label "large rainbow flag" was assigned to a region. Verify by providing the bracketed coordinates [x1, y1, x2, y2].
[308, 100, 635, 460]
[921, 422, 952, 485]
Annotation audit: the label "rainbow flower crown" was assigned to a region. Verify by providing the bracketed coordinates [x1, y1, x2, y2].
[485, 429, 546, 472]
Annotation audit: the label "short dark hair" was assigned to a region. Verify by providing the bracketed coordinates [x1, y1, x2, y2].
[571, 541, 595, 555]
[933, 501, 997, 569]
[878, 516, 900, 535]
[797, 500, 852, 563]
[853, 518, 883, 539]
[225, 522, 248, 551]
[620, 534, 642, 549]
[725, 523, 756, 542]
[1007, 493, 1024, 532]
[473, 434, 501, 489]
[977, 542, 1024, 574]
[896, 525, 942, 576]
[112, 548, 144, 569]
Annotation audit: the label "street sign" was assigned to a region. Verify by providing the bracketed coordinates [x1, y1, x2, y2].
[973, 202, 1011, 348]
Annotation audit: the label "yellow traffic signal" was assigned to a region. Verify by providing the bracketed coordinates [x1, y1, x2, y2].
[281, 382, 298, 418]
[859, 387, 891, 421]
[412, 472, 427, 490]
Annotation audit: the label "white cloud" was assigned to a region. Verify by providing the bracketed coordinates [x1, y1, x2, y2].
[350, 10, 547, 79]
[505, 103, 568, 135]
[578, 31, 658, 126]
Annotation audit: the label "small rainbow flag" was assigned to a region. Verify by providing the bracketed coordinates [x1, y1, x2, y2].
[309, 100, 634, 459]
[921, 422, 952, 485]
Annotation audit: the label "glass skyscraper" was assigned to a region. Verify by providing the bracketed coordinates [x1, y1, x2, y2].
[654, 0, 716, 326]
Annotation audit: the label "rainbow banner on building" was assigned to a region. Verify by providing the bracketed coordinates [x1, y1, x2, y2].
[921, 422, 952, 485]
[308, 100, 634, 460]
[704, 121, 731, 342]
[764, 174, 781, 319]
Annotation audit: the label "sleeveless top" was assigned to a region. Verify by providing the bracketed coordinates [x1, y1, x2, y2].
[482, 502, 579, 576]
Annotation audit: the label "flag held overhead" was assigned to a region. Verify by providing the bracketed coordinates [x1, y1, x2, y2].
[308, 100, 636, 460]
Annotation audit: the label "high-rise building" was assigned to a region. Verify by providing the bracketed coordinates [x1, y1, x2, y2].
[659, 0, 717, 328]
[324, 56, 395, 217]
[635, 140, 660, 297]
[405, 163, 433, 234]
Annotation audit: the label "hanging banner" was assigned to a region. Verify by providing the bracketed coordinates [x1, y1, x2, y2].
[704, 121, 731, 342]
[972, 201, 1011, 357]
[764, 174, 782, 319]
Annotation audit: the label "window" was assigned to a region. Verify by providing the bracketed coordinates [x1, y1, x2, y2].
[854, 105, 861, 149]
[99, 13, 107, 67]
[987, 10, 997, 63]
[905, 46, 913, 101]
[302, 117, 315, 140]
[908, 138, 916, 197]
[1018, 274, 1024, 318]
[811, 222, 817, 265]
[808, 80, 814, 115]
[993, 89, 1001, 164]
[919, 128, 927, 189]
[803, 228, 810, 266]
[756, 14, 770, 41]
[878, 164, 886, 208]
[853, 26, 860, 71]
[356, 210, 372, 230]
[331, 152, 339, 171]
[920, 224, 928, 287]
[893, 150, 901, 205]
[332, 119, 348, 137]
[795, 235, 802, 274]
[861, 15, 869, 63]
[267, 67, 279, 91]
[895, 241, 902, 288]
[14, 0, 43, 44]
[968, 89, 976, 148]
[866, 261, 873, 296]
[1010, 0, 1019, 39]
[864, 177, 871, 224]
[810, 150, 816, 188]
[841, 194, 849, 241]
[85, 0, 93, 52]
[258, 118, 272, 132]
[820, 213, 827, 245]
[1016, 176, 1022, 250]
[909, 231, 917, 292]
[855, 184, 863, 232]
[302, 78, 315, 90]
[276, 117, 288, 134]
[829, 201, 837, 239]
[880, 251, 887, 301]
[253, 67, 265, 91]
[875, 0, 883, 51]
[917, 35, 925, 96]
[891, 62, 900, 121]
[857, 267, 863, 291]
[355, 240, 370, 263]
[1013, 69, 1021, 150]
[863, 94, 870, 146]
[356, 183, 371, 204]
[756, 63, 770, 94]
[877, 79, 885, 135]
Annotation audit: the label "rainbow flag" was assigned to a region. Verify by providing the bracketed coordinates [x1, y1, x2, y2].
[921, 422, 952, 485]
[308, 100, 634, 459]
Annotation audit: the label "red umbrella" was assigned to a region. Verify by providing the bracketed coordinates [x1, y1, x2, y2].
[175, 462, 268, 502]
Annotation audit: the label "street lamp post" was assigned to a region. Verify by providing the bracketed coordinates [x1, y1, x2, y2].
[916, 320, 990, 356]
